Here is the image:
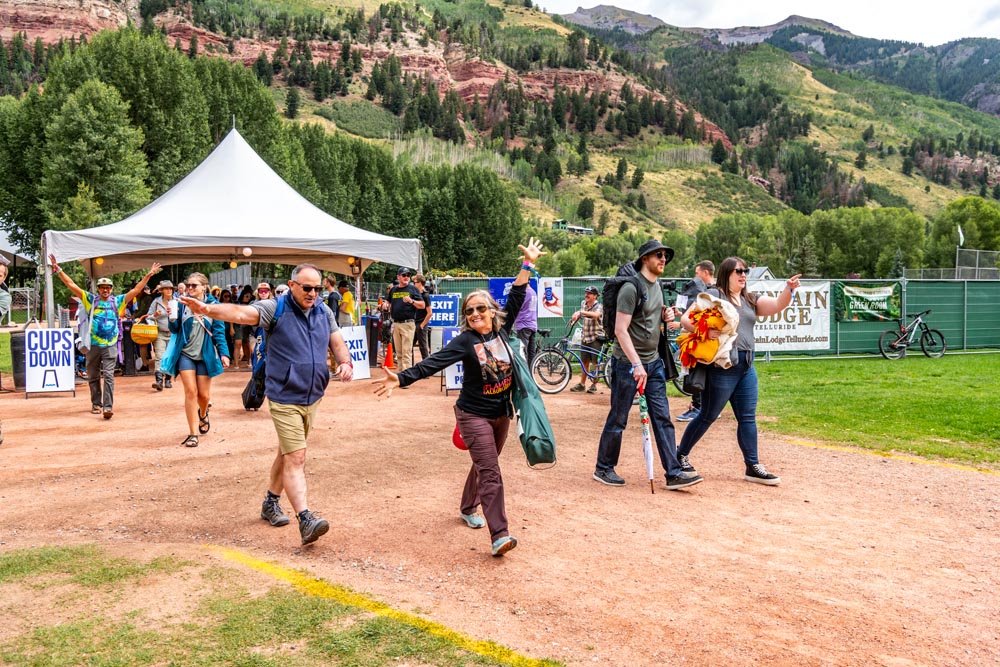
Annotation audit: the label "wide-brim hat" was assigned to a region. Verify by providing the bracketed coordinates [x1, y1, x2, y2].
[155, 280, 174, 292]
[96, 277, 113, 287]
[633, 239, 674, 269]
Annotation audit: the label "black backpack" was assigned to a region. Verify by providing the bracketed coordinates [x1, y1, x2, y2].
[601, 262, 646, 341]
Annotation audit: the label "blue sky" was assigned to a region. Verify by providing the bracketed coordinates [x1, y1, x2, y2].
[538, 1, 1000, 46]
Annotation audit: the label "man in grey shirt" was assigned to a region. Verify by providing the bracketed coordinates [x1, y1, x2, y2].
[595, 240, 703, 491]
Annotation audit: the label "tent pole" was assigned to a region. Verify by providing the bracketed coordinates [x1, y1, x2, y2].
[43, 235, 55, 326]
[355, 274, 361, 323]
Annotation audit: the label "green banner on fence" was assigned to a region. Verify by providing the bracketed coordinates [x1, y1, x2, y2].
[834, 283, 902, 321]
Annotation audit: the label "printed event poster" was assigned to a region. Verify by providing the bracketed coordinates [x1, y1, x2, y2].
[538, 277, 563, 318]
[25, 328, 76, 394]
[749, 281, 831, 352]
[488, 278, 538, 310]
[442, 327, 464, 390]
[339, 325, 371, 380]
[834, 282, 902, 322]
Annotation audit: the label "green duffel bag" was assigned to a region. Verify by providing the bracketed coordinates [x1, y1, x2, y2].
[505, 334, 557, 467]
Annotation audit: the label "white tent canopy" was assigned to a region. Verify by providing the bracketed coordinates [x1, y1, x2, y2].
[42, 128, 421, 277]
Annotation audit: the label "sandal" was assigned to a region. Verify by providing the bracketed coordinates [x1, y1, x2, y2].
[91, 405, 102, 414]
[181, 435, 199, 447]
[198, 409, 210, 434]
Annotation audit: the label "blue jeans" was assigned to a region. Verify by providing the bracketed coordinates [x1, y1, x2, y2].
[677, 351, 760, 465]
[597, 356, 683, 477]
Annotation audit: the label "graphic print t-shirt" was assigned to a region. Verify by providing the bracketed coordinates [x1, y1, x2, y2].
[81, 293, 127, 347]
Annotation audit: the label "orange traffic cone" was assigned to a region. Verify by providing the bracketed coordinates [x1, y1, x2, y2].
[384, 341, 395, 369]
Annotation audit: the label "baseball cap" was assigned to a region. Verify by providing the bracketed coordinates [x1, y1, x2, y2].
[96, 277, 113, 287]
[584, 285, 599, 295]
[397, 267, 413, 276]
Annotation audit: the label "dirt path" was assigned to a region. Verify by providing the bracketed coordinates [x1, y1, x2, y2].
[1, 370, 997, 666]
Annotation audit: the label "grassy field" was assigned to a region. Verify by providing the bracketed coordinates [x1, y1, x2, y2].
[0, 332, 10, 374]
[756, 354, 1000, 465]
[0, 545, 559, 666]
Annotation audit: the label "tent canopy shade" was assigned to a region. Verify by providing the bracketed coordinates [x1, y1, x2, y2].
[42, 128, 421, 277]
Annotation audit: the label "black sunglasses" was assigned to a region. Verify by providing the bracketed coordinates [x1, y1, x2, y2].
[733, 268, 750, 276]
[292, 281, 322, 293]
[464, 304, 490, 316]
[652, 250, 669, 259]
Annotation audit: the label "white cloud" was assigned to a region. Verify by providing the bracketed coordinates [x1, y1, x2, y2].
[541, 1, 996, 46]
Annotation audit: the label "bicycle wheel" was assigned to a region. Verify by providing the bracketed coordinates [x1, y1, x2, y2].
[670, 346, 691, 395]
[531, 349, 572, 394]
[920, 329, 947, 358]
[879, 330, 906, 360]
[599, 355, 613, 387]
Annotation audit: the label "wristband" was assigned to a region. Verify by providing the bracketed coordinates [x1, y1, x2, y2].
[521, 262, 534, 271]
[340, 360, 353, 368]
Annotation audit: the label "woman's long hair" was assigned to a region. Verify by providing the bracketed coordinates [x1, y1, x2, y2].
[459, 289, 507, 334]
[716, 257, 757, 308]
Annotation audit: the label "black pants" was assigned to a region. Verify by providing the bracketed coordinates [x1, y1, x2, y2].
[516, 328, 536, 366]
[414, 324, 430, 361]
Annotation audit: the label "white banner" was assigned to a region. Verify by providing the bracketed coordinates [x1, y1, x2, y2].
[749, 281, 831, 351]
[442, 327, 464, 389]
[339, 325, 371, 380]
[25, 328, 76, 394]
[538, 277, 564, 318]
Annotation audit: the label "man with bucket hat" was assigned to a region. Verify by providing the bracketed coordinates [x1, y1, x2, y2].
[593, 240, 703, 490]
[49, 254, 162, 418]
[147, 279, 179, 390]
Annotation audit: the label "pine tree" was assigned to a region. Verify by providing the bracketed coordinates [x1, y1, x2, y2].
[615, 157, 628, 185]
[576, 197, 594, 220]
[855, 149, 867, 170]
[188, 35, 198, 59]
[285, 87, 300, 119]
[253, 51, 272, 86]
[711, 138, 727, 164]
[630, 167, 644, 189]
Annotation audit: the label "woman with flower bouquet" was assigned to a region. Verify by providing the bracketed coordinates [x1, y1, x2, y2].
[676, 258, 801, 485]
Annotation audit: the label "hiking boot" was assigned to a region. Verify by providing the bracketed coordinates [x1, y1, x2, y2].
[587, 384, 598, 394]
[666, 470, 703, 490]
[745, 463, 781, 486]
[570, 383, 586, 392]
[261, 496, 290, 527]
[678, 454, 696, 473]
[676, 408, 699, 422]
[164, 376, 173, 388]
[152, 372, 163, 391]
[592, 468, 625, 486]
[298, 510, 330, 545]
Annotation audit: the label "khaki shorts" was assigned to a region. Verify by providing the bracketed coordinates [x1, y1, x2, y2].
[269, 399, 322, 454]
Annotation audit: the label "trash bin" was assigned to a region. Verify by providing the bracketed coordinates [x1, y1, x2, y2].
[362, 314, 381, 364]
[9, 330, 25, 390]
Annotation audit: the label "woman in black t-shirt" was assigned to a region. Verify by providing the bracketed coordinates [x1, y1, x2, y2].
[374, 238, 545, 557]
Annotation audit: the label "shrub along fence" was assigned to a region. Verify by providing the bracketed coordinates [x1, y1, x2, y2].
[434, 277, 1000, 356]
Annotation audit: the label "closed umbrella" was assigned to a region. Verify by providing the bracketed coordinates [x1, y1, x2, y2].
[638, 389, 655, 494]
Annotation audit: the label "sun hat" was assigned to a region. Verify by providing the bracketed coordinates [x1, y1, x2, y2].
[96, 277, 113, 286]
[155, 280, 174, 292]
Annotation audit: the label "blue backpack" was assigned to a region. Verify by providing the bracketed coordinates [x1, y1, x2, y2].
[241, 296, 287, 410]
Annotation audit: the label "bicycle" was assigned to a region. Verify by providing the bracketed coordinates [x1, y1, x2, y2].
[878, 309, 947, 360]
[664, 327, 692, 396]
[530, 325, 614, 394]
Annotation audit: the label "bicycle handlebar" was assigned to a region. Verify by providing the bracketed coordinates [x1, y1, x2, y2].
[907, 309, 932, 319]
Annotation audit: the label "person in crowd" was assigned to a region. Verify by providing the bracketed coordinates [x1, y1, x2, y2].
[274, 284, 289, 297]
[324, 275, 342, 323]
[160, 272, 229, 448]
[210, 285, 222, 300]
[229, 284, 239, 300]
[219, 289, 236, 367]
[594, 240, 702, 490]
[675, 261, 716, 422]
[374, 238, 545, 557]
[513, 283, 538, 366]
[676, 259, 801, 486]
[235, 286, 257, 368]
[180, 264, 354, 545]
[382, 267, 424, 372]
[0, 261, 11, 322]
[336, 280, 355, 328]
[126, 282, 155, 372]
[147, 280, 179, 391]
[569, 285, 605, 393]
[412, 273, 434, 362]
[49, 254, 161, 419]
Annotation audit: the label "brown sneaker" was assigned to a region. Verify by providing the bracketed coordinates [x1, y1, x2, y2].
[587, 384, 598, 394]
[103, 409, 113, 420]
[570, 383, 586, 392]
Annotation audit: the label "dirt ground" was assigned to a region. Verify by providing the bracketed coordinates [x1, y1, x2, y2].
[1, 367, 998, 666]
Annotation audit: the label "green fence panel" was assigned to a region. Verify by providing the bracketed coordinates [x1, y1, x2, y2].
[434, 277, 1000, 355]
